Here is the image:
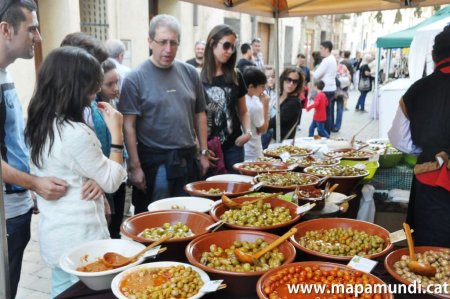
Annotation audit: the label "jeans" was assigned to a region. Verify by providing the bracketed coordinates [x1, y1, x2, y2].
[131, 186, 149, 215]
[331, 96, 344, 131]
[6, 209, 32, 298]
[356, 91, 369, 110]
[324, 92, 335, 134]
[108, 182, 126, 239]
[223, 145, 244, 173]
[261, 128, 273, 150]
[309, 121, 329, 138]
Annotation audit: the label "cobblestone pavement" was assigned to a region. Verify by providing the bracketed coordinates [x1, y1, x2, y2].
[16, 89, 382, 298]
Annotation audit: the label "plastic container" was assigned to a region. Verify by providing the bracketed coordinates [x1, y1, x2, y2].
[339, 159, 380, 181]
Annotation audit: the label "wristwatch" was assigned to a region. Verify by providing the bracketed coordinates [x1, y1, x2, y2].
[200, 149, 210, 156]
[246, 129, 253, 137]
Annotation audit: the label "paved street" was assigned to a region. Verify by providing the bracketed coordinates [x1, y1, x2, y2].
[16, 89, 382, 298]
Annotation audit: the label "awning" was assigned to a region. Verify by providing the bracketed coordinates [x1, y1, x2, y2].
[182, 0, 450, 18]
[376, 5, 450, 48]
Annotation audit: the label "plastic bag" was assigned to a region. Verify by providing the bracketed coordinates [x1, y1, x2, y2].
[357, 184, 376, 222]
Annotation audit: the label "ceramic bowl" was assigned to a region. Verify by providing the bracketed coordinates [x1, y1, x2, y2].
[184, 181, 254, 200]
[111, 261, 211, 299]
[324, 148, 376, 161]
[254, 172, 320, 193]
[185, 230, 296, 296]
[290, 218, 394, 261]
[121, 210, 215, 261]
[210, 196, 301, 233]
[256, 261, 394, 299]
[233, 161, 296, 176]
[59, 239, 146, 290]
[147, 196, 214, 213]
[384, 246, 450, 299]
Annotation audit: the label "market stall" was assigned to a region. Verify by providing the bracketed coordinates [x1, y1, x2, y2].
[53, 140, 449, 299]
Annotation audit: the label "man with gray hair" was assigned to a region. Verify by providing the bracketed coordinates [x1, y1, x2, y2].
[105, 38, 130, 86]
[186, 40, 205, 70]
[119, 14, 210, 213]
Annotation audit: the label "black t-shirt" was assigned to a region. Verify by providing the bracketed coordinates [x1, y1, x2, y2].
[269, 95, 302, 141]
[186, 58, 200, 68]
[236, 58, 256, 75]
[203, 72, 247, 149]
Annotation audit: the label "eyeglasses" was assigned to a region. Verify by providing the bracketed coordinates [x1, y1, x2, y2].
[152, 39, 180, 48]
[284, 77, 300, 85]
[217, 41, 235, 52]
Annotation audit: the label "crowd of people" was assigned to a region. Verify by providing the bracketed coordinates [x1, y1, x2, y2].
[7, 1, 448, 298]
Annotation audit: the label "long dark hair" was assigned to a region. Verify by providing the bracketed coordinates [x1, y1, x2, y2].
[201, 24, 238, 85]
[25, 46, 102, 167]
[279, 67, 305, 97]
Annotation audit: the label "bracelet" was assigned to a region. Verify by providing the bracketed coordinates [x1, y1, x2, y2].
[111, 148, 123, 153]
[111, 144, 124, 149]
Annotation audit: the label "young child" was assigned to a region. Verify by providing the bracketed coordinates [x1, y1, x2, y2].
[306, 80, 329, 138]
[243, 67, 269, 161]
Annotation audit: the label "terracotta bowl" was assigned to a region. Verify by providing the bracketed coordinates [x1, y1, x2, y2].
[233, 161, 295, 176]
[295, 156, 341, 170]
[295, 186, 325, 211]
[263, 145, 313, 158]
[324, 148, 376, 161]
[184, 181, 254, 200]
[256, 261, 394, 299]
[254, 172, 320, 193]
[185, 230, 296, 296]
[385, 246, 450, 299]
[121, 210, 215, 261]
[290, 218, 393, 262]
[303, 166, 368, 195]
[210, 196, 301, 234]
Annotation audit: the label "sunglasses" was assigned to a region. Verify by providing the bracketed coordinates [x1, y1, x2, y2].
[217, 41, 235, 52]
[284, 77, 300, 85]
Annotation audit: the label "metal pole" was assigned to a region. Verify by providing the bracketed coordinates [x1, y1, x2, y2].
[0, 161, 11, 299]
[274, 6, 281, 143]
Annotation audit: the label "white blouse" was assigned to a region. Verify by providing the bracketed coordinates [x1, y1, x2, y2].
[31, 120, 127, 267]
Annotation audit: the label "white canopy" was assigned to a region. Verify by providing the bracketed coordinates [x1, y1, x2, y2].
[408, 16, 450, 83]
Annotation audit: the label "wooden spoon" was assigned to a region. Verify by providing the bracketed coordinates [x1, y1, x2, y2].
[403, 223, 436, 277]
[102, 234, 172, 268]
[221, 193, 282, 209]
[234, 228, 297, 264]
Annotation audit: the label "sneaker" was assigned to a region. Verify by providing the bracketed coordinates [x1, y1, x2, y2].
[361, 109, 368, 113]
[331, 128, 339, 133]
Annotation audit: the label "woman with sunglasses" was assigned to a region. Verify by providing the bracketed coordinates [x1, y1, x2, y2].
[268, 67, 304, 141]
[201, 24, 251, 173]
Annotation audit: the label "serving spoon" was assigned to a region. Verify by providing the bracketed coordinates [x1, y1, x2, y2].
[221, 192, 282, 209]
[403, 222, 436, 277]
[102, 234, 172, 268]
[234, 228, 297, 264]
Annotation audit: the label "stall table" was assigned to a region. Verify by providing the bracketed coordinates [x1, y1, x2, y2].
[56, 247, 440, 299]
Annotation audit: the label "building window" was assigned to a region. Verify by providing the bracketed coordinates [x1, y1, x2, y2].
[79, 0, 109, 41]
